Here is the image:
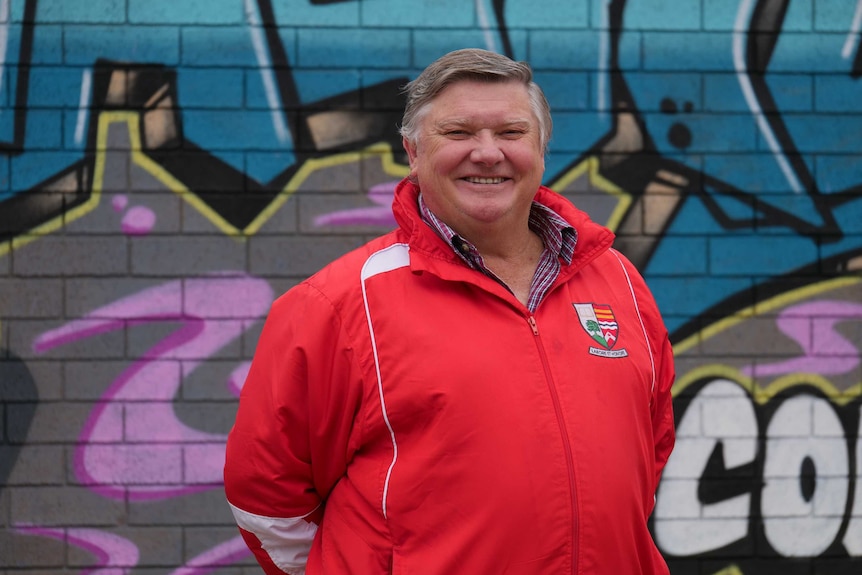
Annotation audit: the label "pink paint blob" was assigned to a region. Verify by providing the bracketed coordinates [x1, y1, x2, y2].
[741, 299, 862, 377]
[314, 180, 398, 227]
[112, 195, 128, 212]
[121, 205, 156, 236]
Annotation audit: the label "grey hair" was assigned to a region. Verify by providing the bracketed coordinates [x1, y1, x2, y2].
[399, 48, 552, 153]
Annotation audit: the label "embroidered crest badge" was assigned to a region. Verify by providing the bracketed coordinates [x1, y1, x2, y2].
[572, 303, 628, 358]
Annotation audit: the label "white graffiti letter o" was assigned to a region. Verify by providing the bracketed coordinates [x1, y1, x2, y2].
[762, 394, 849, 557]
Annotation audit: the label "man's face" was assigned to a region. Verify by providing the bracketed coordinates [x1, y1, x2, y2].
[403, 79, 545, 236]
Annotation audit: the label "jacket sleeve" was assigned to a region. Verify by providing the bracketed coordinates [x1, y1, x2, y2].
[224, 282, 363, 574]
[650, 326, 675, 487]
[613, 249, 676, 490]
[634, 272, 675, 489]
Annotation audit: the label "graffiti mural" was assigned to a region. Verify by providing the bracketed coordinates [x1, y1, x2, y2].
[0, 0, 859, 573]
[655, 276, 862, 572]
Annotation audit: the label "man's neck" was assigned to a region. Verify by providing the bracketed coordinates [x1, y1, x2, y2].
[461, 222, 541, 263]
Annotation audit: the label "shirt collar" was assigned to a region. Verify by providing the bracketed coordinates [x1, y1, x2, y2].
[417, 192, 577, 265]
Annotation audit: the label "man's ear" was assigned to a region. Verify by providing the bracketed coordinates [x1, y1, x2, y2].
[402, 136, 418, 167]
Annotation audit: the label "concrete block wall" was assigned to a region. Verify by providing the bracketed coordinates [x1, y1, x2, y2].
[0, 0, 860, 573]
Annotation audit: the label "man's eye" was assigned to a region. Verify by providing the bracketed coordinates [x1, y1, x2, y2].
[445, 130, 468, 137]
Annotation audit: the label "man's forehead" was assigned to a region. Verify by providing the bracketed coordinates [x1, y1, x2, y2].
[434, 78, 529, 99]
[425, 83, 533, 117]
[431, 115, 534, 127]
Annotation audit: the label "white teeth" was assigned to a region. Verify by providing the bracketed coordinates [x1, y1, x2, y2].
[466, 177, 505, 184]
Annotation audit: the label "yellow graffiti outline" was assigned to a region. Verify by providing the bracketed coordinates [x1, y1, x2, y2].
[671, 275, 861, 402]
[0, 111, 410, 257]
[673, 363, 862, 406]
[674, 275, 860, 356]
[244, 142, 409, 236]
[548, 156, 632, 231]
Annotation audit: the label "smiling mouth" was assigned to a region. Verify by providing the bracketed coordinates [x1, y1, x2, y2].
[463, 177, 507, 184]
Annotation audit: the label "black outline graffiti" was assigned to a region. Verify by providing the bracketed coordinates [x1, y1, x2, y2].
[745, 0, 839, 234]
[697, 441, 761, 506]
[0, 350, 39, 490]
[491, 0, 515, 59]
[0, 0, 36, 153]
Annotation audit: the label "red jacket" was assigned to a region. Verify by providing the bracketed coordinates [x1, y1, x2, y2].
[224, 179, 675, 574]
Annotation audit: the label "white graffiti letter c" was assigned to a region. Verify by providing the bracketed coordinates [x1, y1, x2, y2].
[654, 379, 757, 555]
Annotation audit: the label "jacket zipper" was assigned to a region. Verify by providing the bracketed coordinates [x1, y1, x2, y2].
[528, 315, 579, 573]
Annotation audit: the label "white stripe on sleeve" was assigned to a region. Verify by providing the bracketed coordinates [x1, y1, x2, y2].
[229, 502, 319, 574]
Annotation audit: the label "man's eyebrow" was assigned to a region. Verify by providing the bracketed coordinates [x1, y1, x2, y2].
[503, 119, 533, 128]
[434, 118, 469, 128]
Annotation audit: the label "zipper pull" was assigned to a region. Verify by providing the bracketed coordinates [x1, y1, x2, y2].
[528, 316, 539, 335]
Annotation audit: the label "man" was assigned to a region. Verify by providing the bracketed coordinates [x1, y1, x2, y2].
[224, 48, 675, 574]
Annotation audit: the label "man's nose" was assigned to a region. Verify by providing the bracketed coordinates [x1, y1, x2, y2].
[469, 132, 504, 165]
